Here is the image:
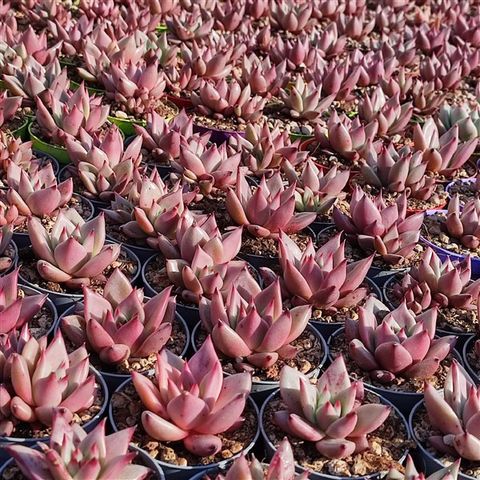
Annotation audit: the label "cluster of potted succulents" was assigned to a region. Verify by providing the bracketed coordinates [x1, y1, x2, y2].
[0, 0, 479, 479]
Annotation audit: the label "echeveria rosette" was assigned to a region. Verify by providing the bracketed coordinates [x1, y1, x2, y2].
[333, 187, 423, 265]
[226, 169, 316, 238]
[172, 141, 241, 196]
[444, 195, 480, 251]
[132, 336, 252, 457]
[0, 268, 47, 334]
[396, 247, 480, 314]
[424, 360, 480, 461]
[413, 118, 478, 178]
[386, 454, 460, 480]
[274, 356, 391, 460]
[191, 78, 266, 123]
[6, 161, 73, 219]
[0, 329, 95, 434]
[199, 280, 311, 370]
[6, 411, 151, 480]
[27, 209, 120, 289]
[209, 437, 309, 479]
[345, 296, 457, 384]
[362, 144, 436, 201]
[65, 127, 143, 202]
[35, 84, 110, 146]
[262, 231, 373, 310]
[436, 103, 480, 142]
[61, 268, 175, 365]
[0, 92, 23, 129]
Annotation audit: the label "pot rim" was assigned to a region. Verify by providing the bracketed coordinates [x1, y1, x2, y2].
[462, 335, 480, 384]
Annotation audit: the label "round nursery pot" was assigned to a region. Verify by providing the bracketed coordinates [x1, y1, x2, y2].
[19, 284, 58, 338]
[0, 442, 165, 480]
[106, 235, 158, 264]
[382, 275, 477, 351]
[167, 93, 192, 110]
[1, 240, 18, 277]
[34, 150, 60, 176]
[13, 194, 95, 249]
[108, 115, 146, 137]
[10, 117, 29, 140]
[28, 122, 69, 165]
[58, 304, 190, 392]
[309, 277, 382, 342]
[193, 122, 244, 146]
[0, 366, 108, 463]
[421, 210, 480, 279]
[18, 244, 141, 314]
[446, 178, 477, 203]
[409, 400, 478, 480]
[109, 378, 260, 480]
[191, 322, 328, 406]
[462, 335, 480, 384]
[260, 388, 410, 480]
[328, 327, 462, 418]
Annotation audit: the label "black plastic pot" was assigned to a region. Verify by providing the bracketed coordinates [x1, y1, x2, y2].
[20, 284, 58, 338]
[0, 366, 108, 463]
[409, 400, 476, 480]
[12, 194, 95, 249]
[191, 322, 328, 407]
[33, 150, 60, 176]
[106, 235, 157, 264]
[260, 388, 410, 480]
[193, 122, 244, 146]
[58, 304, 191, 393]
[0, 443, 165, 480]
[309, 277, 382, 342]
[462, 335, 480, 384]
[18, 244, 141, 314]
[328, 328, 463, 418]
[382, 275, 477, 352]
[109, 378, 260, 480]
[1, 240, 18, 277]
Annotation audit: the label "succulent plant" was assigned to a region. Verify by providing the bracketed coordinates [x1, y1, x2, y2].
[443, 195, 480, 249]
[413, 118, 478, 177]
[410, 80, 447, 116]
[208, 437, 309, 479]
[200, 280, 311, 370]
[226, 169, 316, 238]
[181, 41, 234, 81]
[386, 455, 460, 480]
[333, 187, 423, 265]
[310, 23, 347, 60]
[270, 34, 316, 72]
[362, 144, 436, 200]
[166, 6, 214, 41]
[61, 269, 175, 365]
[270, 0, 314, 33]
[213, 0, 245, 31]
[424, 360, 480, 461]
[132, 336, 252, 456]
[358, 88, 413, 136]
[274, 356, 391, 459]
[191, 79, 266, 123]
[237, 53, 287, 97]
[0, 268, 47, 334]
[65, 127, 142, 201]
[6, 161, 73, 219]
[172, 141, 241, 196]
[134, 110, 209, 165]
[283, 160, 349, 215]
[0, 223, 13, 272]
[0, 132, 35, 174]
[0, 329, 95, 434]
[279, 76, 335, 122]
[337, 11, 375, 40]
[27, 209, 120, 288]
[230, 122, 307, 177]
[101, 61, 166, 116]
[2, 57, 69, 103]
[345, 296, 456, 383]
[437, 103, 480, 142]
[314, 111, 378, 162]
[395, 247, 480, 313]
[0, 92, 22, 129]
[262, 231, 373, 310]
[36, 84, 110, 146]
[6, 411, 151, 480]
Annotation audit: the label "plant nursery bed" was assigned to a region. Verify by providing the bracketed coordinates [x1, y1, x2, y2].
[111, 382, 258, 467]
[263, 391, 410, 477]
